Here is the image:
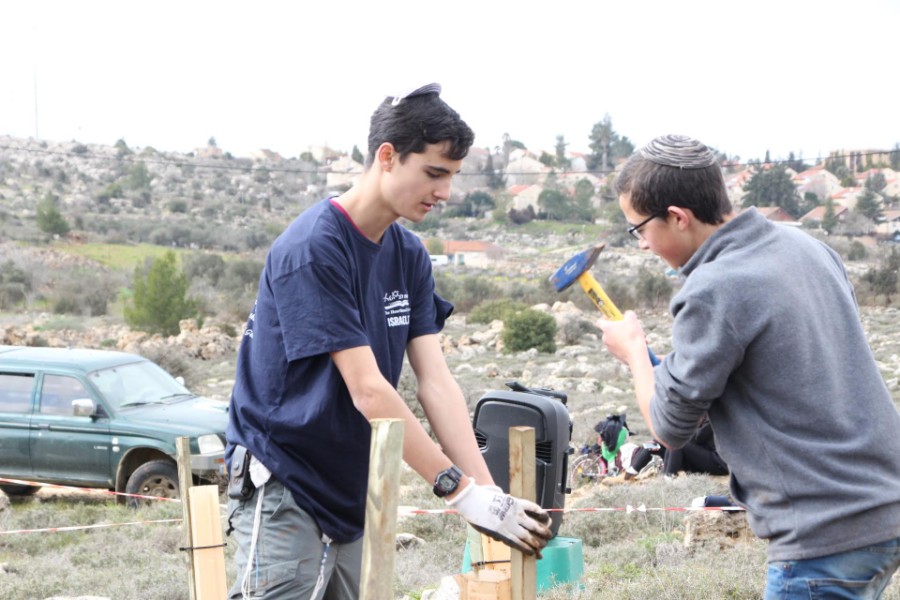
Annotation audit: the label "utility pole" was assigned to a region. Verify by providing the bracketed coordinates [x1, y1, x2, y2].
[32, 25, 39, 139]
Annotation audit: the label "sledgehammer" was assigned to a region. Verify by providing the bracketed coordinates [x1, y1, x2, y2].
[549, 244, 660, 365]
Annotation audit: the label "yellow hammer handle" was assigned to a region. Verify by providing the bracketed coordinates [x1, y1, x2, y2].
[578, 273, 624, 321]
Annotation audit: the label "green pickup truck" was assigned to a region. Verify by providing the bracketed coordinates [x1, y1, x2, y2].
[0, 345, 228, 504]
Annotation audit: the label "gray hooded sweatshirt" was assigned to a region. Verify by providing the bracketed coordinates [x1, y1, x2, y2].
[651, 207, 900, 561]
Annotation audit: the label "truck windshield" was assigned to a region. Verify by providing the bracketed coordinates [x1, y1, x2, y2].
[88, 360, 193, 410]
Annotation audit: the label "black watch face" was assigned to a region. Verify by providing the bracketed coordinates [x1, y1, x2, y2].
[437, 473, 457, 493]
[434, 467, 461, 497]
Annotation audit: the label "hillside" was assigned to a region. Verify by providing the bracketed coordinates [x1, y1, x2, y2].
[0, 134, 495, 252]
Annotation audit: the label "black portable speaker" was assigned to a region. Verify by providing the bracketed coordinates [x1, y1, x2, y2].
[471, 382, 572, 537]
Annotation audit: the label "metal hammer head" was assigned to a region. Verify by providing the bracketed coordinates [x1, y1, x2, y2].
[549, 244, 605, 292]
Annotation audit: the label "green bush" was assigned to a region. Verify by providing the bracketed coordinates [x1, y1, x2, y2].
[509, 278, 557, 307]
[125, 250, 198, 336]
[560, 316, 595, 345]
[45, 269, 116, 316]
[35, 193, 70, 236]
[183, 252, 227, 286]
[0, 260, 31, 309]
[167, 199, 188, 214]
[433, 272, 502, 314]
[599, 277, 637, 312]
[468, 299, 528, 324]
[52, 296, 80, 315]
[636, 269, 674, 308]
[502, 308, 557, 353]
[0, 282, 28, 309]
[220, 259, 263, 291]
[847, 240, 868, 261]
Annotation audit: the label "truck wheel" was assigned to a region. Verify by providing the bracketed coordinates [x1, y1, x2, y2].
[125, 460, 179, 507]
[0, 484, 41, 497]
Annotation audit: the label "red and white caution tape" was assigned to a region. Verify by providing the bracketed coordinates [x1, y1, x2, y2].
[398, 503, 744, 517]
[0, 519, 182, 536]
[0, 477, 744, 536]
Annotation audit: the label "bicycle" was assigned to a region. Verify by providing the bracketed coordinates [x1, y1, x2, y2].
[567, 444, 622, 488]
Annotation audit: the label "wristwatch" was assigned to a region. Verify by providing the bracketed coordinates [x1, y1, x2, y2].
[432, 465, 463, 498]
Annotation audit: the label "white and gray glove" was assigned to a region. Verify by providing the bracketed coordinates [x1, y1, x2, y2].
[447, 480, 552, 558]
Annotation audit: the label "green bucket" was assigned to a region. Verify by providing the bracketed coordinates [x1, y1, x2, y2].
[462, 536, 584, 591]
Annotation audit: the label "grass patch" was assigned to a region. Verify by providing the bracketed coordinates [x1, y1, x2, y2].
[53, 242, 186, 271]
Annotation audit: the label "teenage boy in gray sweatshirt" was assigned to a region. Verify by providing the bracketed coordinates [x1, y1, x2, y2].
[599, 134, 900, 599]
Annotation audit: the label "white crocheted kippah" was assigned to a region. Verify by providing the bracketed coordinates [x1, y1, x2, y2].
[639, 134, 717, 169]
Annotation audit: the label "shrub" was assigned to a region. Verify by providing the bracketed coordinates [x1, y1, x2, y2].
[35, 193, 70, 236]
[508, 205, 536, 225]
[502, 308, 557, 353]
[600, 277, 637, 312]
[45, 269, 116, 316]
[433, 272, 502, 314]
[27, 335, 49, 347]
[125, 251, 198, 336]
[52, 296, 80, 315]
[508, 279, 555, 307]
[636, 269, 674, 308]
[847, 240, 868, 261]
[0, 260, 31, 309]
[183, 252, 227, 286]
[220, 259, 263, 291]
[469, 299, 528, 324]
[559, 316, 596, 345]
[167, 199, 188, 214]
[0, 282, 28, 309]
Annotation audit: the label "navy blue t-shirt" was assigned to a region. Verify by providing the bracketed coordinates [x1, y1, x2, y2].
[226, 198, 453, 543]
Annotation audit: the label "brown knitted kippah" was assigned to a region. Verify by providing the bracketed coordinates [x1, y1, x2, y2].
[639, 134, 717, 169]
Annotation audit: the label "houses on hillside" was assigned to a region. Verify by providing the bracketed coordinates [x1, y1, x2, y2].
[794, 166, 843, 201]
[310, 140, 897, 239]
[429, 240, 505, 269]
[751, 206, 797, 223]
[799, 204, 850, 227]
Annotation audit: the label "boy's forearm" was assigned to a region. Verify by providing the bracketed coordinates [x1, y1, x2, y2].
[418, 378, 494, 485]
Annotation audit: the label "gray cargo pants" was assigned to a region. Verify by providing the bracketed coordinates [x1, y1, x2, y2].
[227, 477, 362, 600]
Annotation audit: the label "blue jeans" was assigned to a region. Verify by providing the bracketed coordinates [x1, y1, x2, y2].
[765, 537, 900, 599]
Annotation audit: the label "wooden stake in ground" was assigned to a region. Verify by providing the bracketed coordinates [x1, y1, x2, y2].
[176, 436, 197, 600]
[509, 426, 537, 600]
[188, 485, 228, 600]
[360, 418, 405, 600]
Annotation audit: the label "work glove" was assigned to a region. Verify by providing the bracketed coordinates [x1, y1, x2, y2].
[447, 480, 552, 558]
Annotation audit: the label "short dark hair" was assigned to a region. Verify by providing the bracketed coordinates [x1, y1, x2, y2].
[615, 148, 732, 225]
[366, 91, 474, 168]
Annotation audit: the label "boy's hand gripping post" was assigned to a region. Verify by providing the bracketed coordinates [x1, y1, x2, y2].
[550, 244, 660, 366]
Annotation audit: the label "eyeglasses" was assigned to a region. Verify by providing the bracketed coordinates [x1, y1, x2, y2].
[626, 214, 661, 240]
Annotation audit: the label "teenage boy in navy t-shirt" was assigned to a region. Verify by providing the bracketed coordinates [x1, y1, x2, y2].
[225, 84, 551, 600]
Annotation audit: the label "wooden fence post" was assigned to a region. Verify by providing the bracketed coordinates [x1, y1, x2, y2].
[176, 436, 197, 600]
[359, 418, 405, 600]
[188, 485, 228, 599]
[509, 426, 537, 600]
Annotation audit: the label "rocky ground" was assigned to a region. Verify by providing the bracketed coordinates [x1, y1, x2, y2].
[4, 300, 898, 448]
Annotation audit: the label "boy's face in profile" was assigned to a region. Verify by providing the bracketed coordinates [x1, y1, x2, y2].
[619, 193, 693, 270]
[383, 141, 462, 223]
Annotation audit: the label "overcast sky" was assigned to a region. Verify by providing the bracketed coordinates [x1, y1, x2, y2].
[2, 0, 897, 164]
